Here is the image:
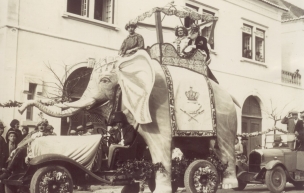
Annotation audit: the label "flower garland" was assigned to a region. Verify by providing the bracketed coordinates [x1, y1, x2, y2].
[115, 160, 165, 180]
[193, 166, 218, 193]
[237, 127, 290, 138]
[0, 100, 22, 108]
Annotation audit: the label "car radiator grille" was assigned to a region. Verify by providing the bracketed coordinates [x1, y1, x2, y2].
[249, 152, 261, 173]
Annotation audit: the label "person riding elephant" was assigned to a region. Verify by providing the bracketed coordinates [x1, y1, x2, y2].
[19, 50, 239, 192]
[172, 26, 188, 57]
[118, 22, 145, 57]
[183, 23, 219, 84]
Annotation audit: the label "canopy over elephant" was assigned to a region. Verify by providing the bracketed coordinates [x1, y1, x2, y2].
[19, 48, 238, 193]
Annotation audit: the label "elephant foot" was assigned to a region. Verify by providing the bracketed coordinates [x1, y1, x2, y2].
[222, 177, 238, 189]
[153, 170, 172, 193]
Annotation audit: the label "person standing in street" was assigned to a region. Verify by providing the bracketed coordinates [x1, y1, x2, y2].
[6, 119, 22, 145]
[0, 123, 7, 169]
[281, 111, 303, 149]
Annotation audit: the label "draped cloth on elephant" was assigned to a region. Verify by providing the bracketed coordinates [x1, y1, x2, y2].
[166, 66, 214, 134]
[28, 135, 102, 170]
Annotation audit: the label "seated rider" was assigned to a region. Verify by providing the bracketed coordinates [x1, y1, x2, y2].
[295, 123, 304, 151]
[272, 136, 288, 148]
[108, 111, 136, 147]
[118, 22, 144, 57]
[182, 23, 219, 84]
[0, 120, 50, 180]
[172, 26, 188, 57]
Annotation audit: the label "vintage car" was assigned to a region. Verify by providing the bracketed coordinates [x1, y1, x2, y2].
[1, 131, 154, 193]
[235, 133, 304, 193]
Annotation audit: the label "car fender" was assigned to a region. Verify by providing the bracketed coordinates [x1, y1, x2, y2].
[25, 154, 110, 184]
[265, 160, 286, 170]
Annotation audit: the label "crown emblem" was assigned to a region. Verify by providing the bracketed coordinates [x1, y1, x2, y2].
[185, 87, 199, 101]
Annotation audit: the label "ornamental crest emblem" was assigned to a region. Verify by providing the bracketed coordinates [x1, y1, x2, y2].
[180, 87, 204, 122]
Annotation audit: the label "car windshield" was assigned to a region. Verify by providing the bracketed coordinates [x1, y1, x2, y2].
[264, 133, 295, 149]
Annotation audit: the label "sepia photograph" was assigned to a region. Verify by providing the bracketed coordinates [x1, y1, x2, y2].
[0, 0, 304, 192]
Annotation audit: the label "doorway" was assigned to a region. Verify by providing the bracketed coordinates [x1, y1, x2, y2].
[241, 96, 262, 156]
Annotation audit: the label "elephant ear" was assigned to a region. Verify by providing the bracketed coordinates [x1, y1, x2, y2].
[117, 51, 155, 124]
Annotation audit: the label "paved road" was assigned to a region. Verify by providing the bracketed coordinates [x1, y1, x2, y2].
[75, 183, 304, 193]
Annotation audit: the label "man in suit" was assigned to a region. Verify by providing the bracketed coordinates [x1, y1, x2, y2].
[183, 23, 218, 84]
[281, 111, 303, 149]
[108, 111, 135, 146]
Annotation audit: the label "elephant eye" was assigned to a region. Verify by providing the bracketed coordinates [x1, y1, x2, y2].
[100, 78, 111, 84]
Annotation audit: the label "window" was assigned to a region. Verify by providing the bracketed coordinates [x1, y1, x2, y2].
[67, 0, 114, 23]
[255, 29, 265, 62]
[184, 4, 199, 28]
[26, 83, 37, 120]
[242, 24, 253, 59]
[201, 10, 215, 49]
[242, 24, 266, 63]
[184, 4, 217, 49]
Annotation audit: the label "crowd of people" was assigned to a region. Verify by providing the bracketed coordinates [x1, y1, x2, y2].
[0, 119, 56, 181]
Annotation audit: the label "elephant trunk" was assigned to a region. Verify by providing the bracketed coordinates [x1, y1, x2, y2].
[18, 100, 83, 118]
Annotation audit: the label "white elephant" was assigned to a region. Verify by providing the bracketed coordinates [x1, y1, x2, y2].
[20, 49, 238, 193]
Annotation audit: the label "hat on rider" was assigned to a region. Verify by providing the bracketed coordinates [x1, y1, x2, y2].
[110, 111, 127, 126]
[76, 125, 84, 131]
[86, 122, 94, 129]
[274, 135, 283, 142]
[290, 111, 298, 115]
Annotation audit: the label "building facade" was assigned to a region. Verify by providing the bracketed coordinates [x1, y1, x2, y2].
[0, 0, 303, 152]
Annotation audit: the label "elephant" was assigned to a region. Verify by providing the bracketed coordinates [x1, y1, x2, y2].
[19, 50, 238, 193]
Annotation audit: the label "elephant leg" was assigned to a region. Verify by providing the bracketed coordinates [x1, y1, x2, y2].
[139, 126, 172, 193]
[213, 127, 238, 189]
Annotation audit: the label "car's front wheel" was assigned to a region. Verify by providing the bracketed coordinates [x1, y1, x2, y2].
[30, 165, 73, 193]
[265, 166, 286, 193]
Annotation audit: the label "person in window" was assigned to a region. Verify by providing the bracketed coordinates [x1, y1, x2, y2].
[5, 119, 22, 145]
[255, 51, 263, 62]
[118, 22, 144, 57]
[172, 26, 188, 57]
[183, 23, 219, 84]
[0, 120, 49, 180]
[108, 111, 135, 147]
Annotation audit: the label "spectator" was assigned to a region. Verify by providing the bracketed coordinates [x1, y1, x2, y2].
[0, 120, 49, 180]
[6, 131, 17, 158]
[6, 119, 22, 144]
[46, 125, 56, 136]
[281, 111, 303, 149]
[21, 126, 29, 141]
[241, 136, 248, 158]
[76, 125, 85, 136]
[234, 137, 243, 155]
[0, 123, 7, 169]
[83, 122, 94, 136]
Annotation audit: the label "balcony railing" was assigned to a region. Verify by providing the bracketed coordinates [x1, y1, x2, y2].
[281, 70, 301, 86]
